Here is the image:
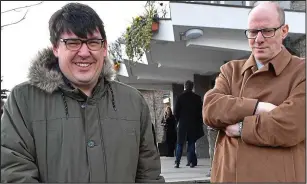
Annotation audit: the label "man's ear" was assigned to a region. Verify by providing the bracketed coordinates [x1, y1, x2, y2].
[281, 24, 289, 40]
[103, 40, 108, 57]
[53, 45, 59, 57]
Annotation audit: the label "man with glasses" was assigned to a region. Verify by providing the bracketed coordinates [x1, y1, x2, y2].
[1, 3, 164, 183]
[203, 1, 305, 182]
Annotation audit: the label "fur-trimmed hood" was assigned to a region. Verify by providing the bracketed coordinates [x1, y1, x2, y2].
[28, 47, 116, 93]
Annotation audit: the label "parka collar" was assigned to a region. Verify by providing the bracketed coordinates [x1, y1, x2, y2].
[28, 47, 116, 94]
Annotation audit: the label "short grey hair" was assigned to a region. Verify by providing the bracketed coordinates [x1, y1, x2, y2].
[249, 1, 285, 25]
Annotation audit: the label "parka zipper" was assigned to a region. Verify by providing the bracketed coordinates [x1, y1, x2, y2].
[90, 84, 108, 182]
[93, 82, 108, 182]
[81, 99, 93, 181]
[82, 99, 108, 182]
[79, 81, 109, 182]
[97, 112, 108, 182]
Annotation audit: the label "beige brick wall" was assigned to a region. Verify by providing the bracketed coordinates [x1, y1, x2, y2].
[291, 1, 306, 11]
[250, 1, 306, 10]
[139, 90, 169, 143]
[249, 1, 256, 6]
[293, 36, 306, 57]
[289, 1, 305, 58]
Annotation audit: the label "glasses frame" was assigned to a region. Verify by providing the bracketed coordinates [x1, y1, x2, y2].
[59, 38, 105, 51]
[244, 24, 284, 39]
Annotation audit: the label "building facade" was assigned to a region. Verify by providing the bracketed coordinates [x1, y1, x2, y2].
[117, 1, 305, 158]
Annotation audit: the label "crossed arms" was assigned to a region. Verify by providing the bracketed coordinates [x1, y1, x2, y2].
[202, 65, 305, 148]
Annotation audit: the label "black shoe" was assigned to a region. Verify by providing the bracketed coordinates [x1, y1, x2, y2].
[186, 163, 190, 166]
[174, 161, 180, 168]
[190, 163, 196, 168]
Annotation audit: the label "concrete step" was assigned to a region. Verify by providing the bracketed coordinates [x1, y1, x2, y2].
[160, 157, 211, 183]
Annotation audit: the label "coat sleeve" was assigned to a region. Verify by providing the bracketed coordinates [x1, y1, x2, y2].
[1, 87, 39, 182]
[198, 97, 204, 124]
[135, 96, 165, 183]
[202, 64, 258, 129]
[241, 77, 306, 147]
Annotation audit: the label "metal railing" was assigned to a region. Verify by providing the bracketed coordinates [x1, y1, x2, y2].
[184, 1, 248, 6]
[181, 1, 297, 11]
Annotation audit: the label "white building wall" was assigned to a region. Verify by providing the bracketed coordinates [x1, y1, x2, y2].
[169, 2, 305, 33]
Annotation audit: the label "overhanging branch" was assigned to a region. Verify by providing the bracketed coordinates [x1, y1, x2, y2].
[1, 1, 43, 14]
[1, 9, 28, 29]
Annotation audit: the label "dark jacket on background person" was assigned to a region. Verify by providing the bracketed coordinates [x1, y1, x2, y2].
[161, 115, 177, 145]
[1, 48, 164, 183]
[174, 90, 204, 144]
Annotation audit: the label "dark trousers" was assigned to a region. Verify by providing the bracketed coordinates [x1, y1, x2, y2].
[167, 142, 176, 157]
[175, 140, 197, 165]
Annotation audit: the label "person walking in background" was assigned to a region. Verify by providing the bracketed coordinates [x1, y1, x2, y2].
[203, 1, 305, 182]
[161, 106, 177, 157]
[174, 80, 204, 168]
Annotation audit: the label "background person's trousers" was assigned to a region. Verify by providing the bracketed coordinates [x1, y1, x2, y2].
[166, 141, 176, 157]
[207, 129, 218, 169]
[175, 140, 197, 165]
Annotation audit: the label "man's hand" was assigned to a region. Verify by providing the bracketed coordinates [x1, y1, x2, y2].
[255, 102, 277, 115]
[224, 102, 277, 137]
[225, 123, 240, 137]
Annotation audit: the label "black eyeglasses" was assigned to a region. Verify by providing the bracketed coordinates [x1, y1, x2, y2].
[244, 24, 284, 39]
[60, 38, 105, 51]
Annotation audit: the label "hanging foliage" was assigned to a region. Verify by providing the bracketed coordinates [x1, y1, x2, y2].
[124, 1, 167, 62]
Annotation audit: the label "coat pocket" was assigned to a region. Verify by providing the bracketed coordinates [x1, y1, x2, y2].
[102, 118, 139, 154]
[100, 118, 139, 182]
[32, 119, 64, 182]
[46, 119, 63, 182]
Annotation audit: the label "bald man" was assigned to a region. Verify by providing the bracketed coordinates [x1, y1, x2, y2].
[203, 2, 305, 182]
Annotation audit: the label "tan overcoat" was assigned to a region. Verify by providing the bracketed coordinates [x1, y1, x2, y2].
[203, 48, 305, 182]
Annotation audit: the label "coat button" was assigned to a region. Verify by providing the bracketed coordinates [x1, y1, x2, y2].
[87, 140, 95, 148]
[81, 103, 87, 108]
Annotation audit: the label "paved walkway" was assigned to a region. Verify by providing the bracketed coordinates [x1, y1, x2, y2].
[160, 157, 211, 183]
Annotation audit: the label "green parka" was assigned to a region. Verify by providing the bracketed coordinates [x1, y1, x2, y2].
[1, 48, 164, 183]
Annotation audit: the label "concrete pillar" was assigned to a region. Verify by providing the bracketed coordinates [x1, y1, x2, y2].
[170, 83, 184, 111]
[193, 74, 212, 158]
